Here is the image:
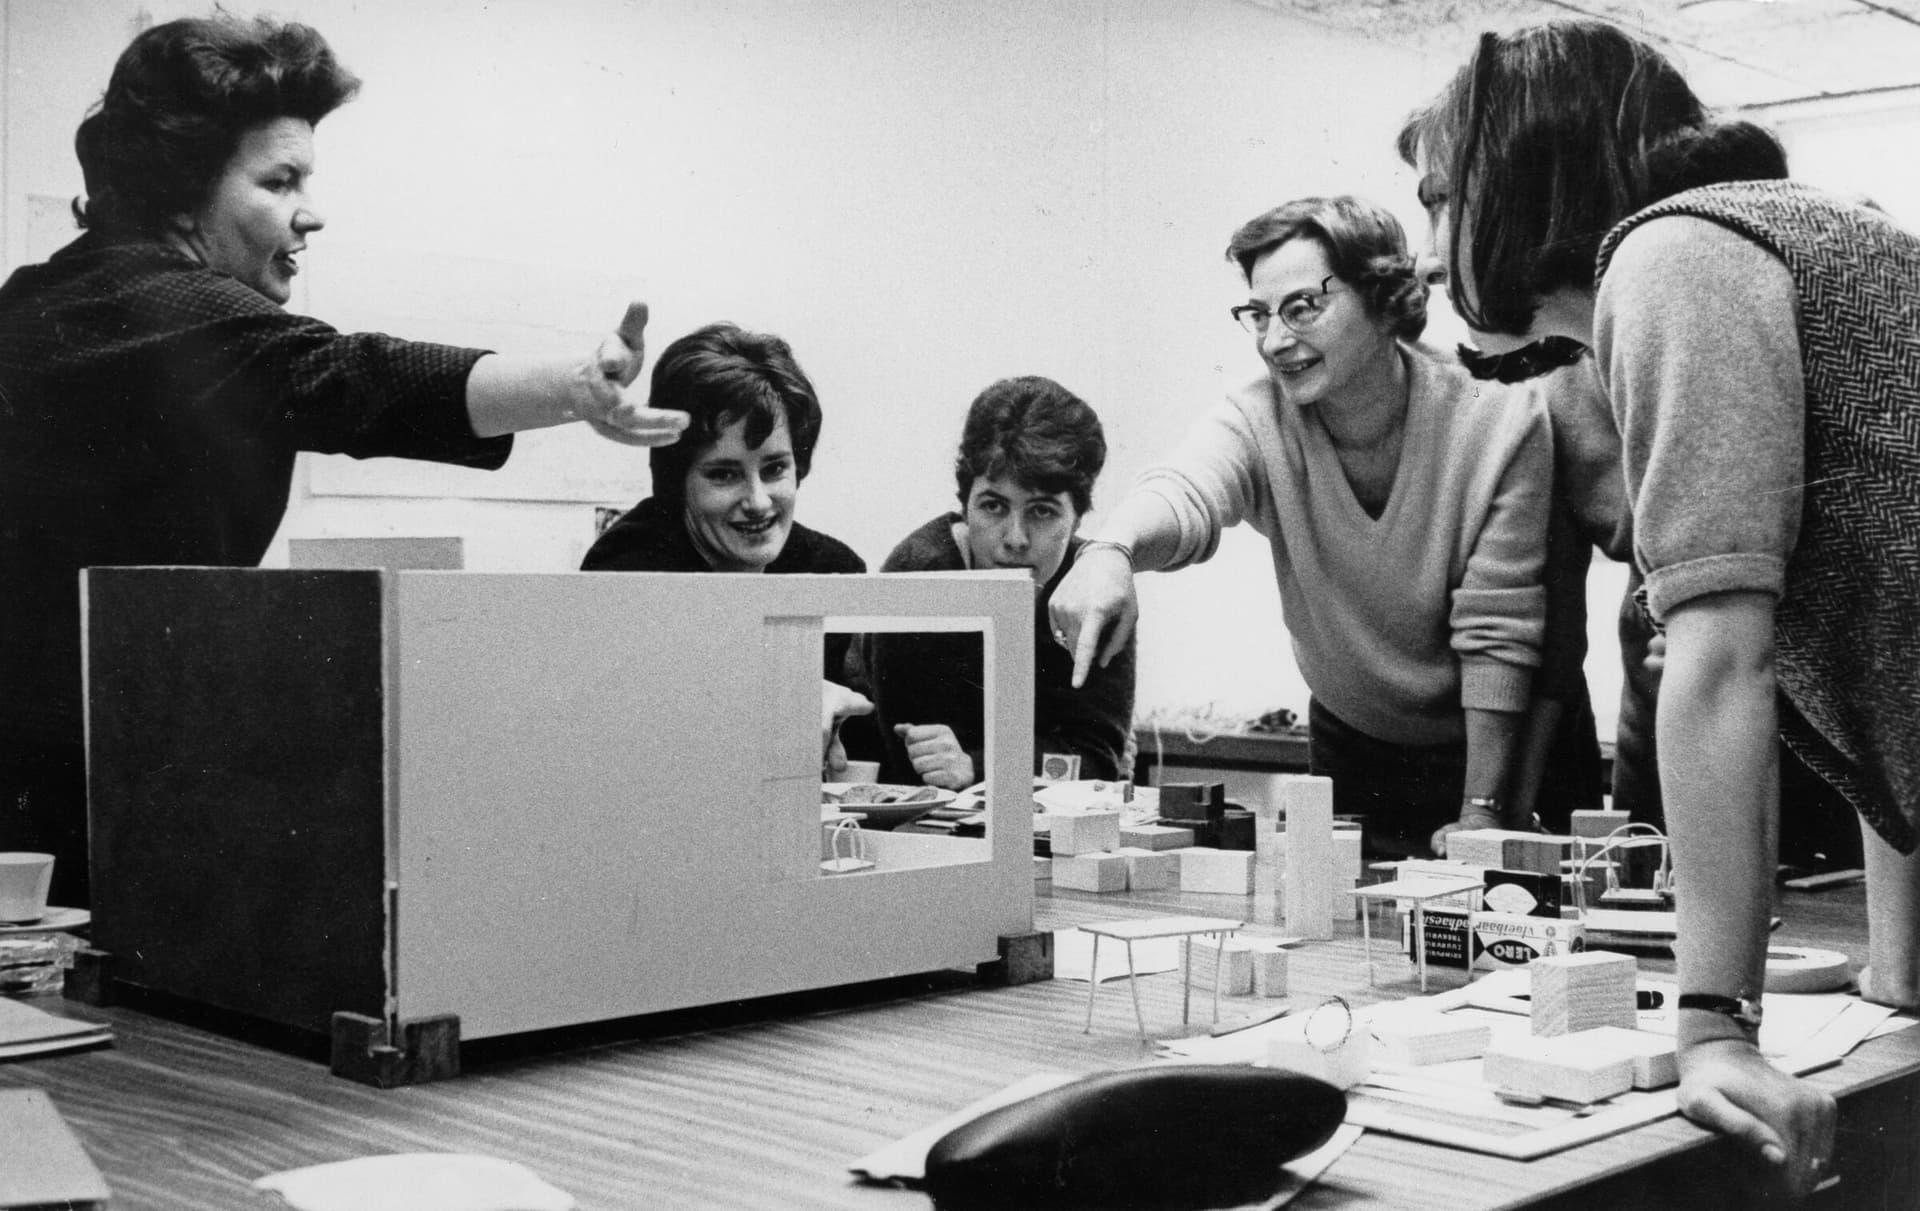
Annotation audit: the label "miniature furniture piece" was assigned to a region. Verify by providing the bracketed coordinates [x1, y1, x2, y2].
[1350, 874, 1484, 992]
[1077, 916, 1244, 1038]
[79, 568, 1038, 1084]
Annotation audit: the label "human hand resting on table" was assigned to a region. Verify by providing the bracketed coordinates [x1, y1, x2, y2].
[572, 302, 691, 447]
[1677, 1036, 1835, 1198]
[1427, 803, 1504, 859]
[820, 680, 874, 775]
[894, 723, 975, 791]
[1047, 543, 1136, 690]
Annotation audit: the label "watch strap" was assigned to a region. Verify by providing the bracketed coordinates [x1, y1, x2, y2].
[1677, 992, 1763, 1030]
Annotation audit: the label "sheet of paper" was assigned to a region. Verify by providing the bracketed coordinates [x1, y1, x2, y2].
[0, 998, 112, 1060]
[0, 1089, 110, 1208]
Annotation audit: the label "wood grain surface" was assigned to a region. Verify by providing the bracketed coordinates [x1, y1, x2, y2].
[3, 881, 1913, 1210]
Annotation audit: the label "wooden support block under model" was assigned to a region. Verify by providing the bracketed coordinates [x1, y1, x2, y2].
[1483, 1035, 1634, 1105]
[1578, 1026, 1678, 1090]
[1119, 824, 1196, 852]
[1047, 810, 1121, 856]
[1529, 950, 1638, 1037]
[1175, 847, 1256, 895]
[1052, 852, 1129, 893]
[1116, 847, 1180, 891]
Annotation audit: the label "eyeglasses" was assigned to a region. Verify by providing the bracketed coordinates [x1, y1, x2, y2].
[1230, 276, 1341, 337]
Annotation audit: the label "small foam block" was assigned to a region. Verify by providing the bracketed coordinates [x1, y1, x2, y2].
[1120, 824, 1196, 852]
[924, 1066, 1346, 1210]
[1570, 809, 1630, 840]
[1157, 782, 1226, 824]
[1176, 847, 1256, 895]
[1187, 935, 1254, 995]
[1371, 1010, 1491, 1066]
[1447, 831, 1572, 878]
[1048, 810, 1121, 856]
[1502, 835, 1573, 878]
[1051, 852, 1128, 893]
[1483, 1035, 1634, 1105]
[1117, 847, 1179, 891]
[1579, 1026, 1678, 1090]
[1529, 950, 1638, 1036]
[1249, 942, 1289, 998]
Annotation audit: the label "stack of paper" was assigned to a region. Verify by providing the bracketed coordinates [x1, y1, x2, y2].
[0, 997, 111, 1060]
[0, 1089, 109, 1209]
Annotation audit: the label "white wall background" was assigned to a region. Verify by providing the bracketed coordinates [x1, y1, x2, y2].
[7, 1, 1914, 739]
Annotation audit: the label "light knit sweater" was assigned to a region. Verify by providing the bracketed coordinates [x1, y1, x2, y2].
[1131, 345, 1550, 746]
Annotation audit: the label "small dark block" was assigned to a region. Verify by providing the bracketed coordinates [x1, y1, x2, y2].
[979, 931, 1054, 986]
[330, 1011, 462, 1087]
[62, 947, 115, 1006]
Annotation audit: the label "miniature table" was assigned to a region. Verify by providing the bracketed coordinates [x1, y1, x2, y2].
[1349, 876, 1483, 992]
[1077, 916, 1244, 1038]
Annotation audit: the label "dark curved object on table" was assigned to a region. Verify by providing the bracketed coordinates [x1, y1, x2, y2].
[924, 1065, 1345, 1209]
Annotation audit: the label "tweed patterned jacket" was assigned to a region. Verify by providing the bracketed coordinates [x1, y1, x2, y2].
[1598, 180, 1920, 853]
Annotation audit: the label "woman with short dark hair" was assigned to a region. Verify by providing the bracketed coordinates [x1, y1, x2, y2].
[581, 323, 871, 767]
[1406, 19, 1920, 1192]
[1050, 195, 1552, 858]
[0, 14, 686, 909]
[581, 321, 854, 576]
[863, 376, 1134, 789]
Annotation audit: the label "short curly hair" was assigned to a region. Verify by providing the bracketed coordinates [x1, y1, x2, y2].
[1225, 196, 1428, 342]
[954, 376, 1106, 517]
[74, 14, 361, 238]
[647, 323, 824, 506]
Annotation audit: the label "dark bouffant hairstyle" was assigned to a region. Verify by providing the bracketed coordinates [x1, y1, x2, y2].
[74, 14, 360, 238]
[1400, 20, 1788, 336]
[954, 376, 1106, 516]
[1225, 196, 1428, 342]
[647, 323, 823, 504]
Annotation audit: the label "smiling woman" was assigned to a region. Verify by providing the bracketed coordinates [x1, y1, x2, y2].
[860, 376, 1134, 790]
[1048, 195, 1553, 859]
[579, 323, 874, 768]
[0, 12, 687, 911]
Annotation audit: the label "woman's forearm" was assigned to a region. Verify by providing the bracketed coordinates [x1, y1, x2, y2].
[1462, 705, 1523, 825]
[1090, 490, 1185, 572]
[1659, 594, 1779, 1044]
[465, 353, 590, 437]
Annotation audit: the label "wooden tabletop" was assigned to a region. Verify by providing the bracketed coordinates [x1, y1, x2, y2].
[2, 879, 1913, 1210]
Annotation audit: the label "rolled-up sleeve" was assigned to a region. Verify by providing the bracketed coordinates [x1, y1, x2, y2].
[1450, 394, 1551, 714]
[1133, 395, 1267, 570]
[1596, 216, 1803, 624]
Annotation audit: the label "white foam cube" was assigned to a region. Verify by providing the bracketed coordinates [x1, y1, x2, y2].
[1051, 851, 1128, 892]
[1117, 846, 1179, 891]
[1483, 1035, 1634, 1105]
[1186, 935, 1254, 995]
[1250, 942, 1289, 997]
[1119, 824, 1196, 851]
[1372, 1010, 1492, 1065]
[1579, 1026, 1679, 1090]
[1176, 847, 1256, 895]
[1048, 809, 1120, 856]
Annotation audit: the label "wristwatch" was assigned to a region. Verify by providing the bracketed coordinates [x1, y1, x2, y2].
[1677, 992, 1764, 1033]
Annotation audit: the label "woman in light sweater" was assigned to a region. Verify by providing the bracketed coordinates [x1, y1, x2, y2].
[1049, 195, 1551, 859]
[1405, 21, 1920, 1192]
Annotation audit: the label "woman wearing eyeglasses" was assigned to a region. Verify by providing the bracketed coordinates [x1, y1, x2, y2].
[1049, 195, 1551, 858]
